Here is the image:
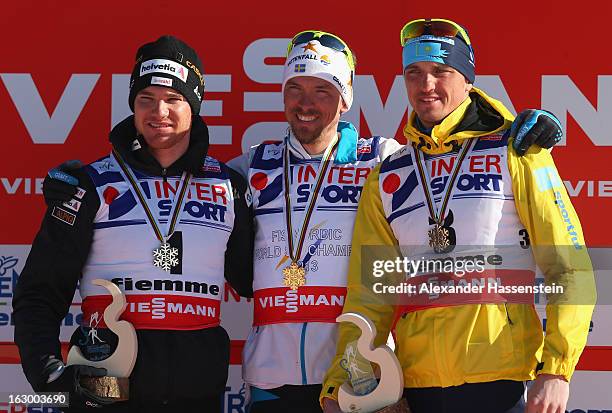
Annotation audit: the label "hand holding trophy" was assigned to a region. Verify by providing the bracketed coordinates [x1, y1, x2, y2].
[66, 279, 138, 401]
[335, 312, 410, 413]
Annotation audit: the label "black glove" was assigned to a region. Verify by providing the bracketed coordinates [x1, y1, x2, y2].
[510, 109, 563, 156]
[42, 356, 115, 409]
[42, 160, 82, 205]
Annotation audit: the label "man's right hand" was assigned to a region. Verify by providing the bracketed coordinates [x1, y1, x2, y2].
[43, 160, 82, 205]
[43, 357, 115, 409]
[322, 397, 343, 413]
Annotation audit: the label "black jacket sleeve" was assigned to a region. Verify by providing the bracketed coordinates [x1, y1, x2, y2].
[223, 166, 254, 298]
[12, 169, 99, 390]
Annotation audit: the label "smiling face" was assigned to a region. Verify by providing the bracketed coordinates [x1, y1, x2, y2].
[283, 76, 348, 153]
[133, 86, 192, 157]
[404, 61, 472, 128]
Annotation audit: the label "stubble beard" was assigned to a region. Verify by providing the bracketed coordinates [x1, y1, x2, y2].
[289, 115, 340, 150]
[289, 123, 325, 147]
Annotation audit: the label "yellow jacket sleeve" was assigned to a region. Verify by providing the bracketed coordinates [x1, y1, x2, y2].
[320, 164, 401, 404]
[507, 144, 596, 381]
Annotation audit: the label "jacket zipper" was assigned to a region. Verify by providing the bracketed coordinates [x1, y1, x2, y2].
[162, 168, 167, 183]
[300, 323, 308, 384]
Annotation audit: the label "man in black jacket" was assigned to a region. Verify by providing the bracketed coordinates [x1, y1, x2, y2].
[12, 35, 253, 412]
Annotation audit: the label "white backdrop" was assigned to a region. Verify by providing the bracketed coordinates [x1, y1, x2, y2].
[0, 245, 610, 412]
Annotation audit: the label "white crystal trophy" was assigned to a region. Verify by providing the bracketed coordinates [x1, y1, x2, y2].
[337, 313, 409, 413]
[66, 279, 137, 400]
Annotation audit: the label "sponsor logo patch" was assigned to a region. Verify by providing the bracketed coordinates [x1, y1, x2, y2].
[63, 198, 82, 212]
[535, 166, 562, 192]
[186, 59, 204, 85]
[415, 42, 449, 59]
[74, 186, 87, 199]
[202, 156, 221, 173]
[140, 59, 189, 82]
[301, 42, 318, 53]
[52, 206, 76, 226]
[357, 142, 372, 154]
[480, 134, 503, 141]
[332, 75, 347, 94]
[554, 190, 583, 249]
[262, 145, 282, 160]
[287, 53, 318, 66]
[151, 76, 173, 87]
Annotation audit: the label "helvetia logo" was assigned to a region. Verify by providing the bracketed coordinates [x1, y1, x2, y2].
[140, 59, 188, 82]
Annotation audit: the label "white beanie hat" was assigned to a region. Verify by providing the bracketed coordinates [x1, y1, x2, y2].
[282, 40, 354, 110]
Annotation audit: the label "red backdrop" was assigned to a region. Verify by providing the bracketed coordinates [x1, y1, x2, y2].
[2, 0, 611, 245]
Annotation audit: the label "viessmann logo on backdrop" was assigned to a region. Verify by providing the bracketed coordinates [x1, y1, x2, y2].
[2, 38, 611, 151]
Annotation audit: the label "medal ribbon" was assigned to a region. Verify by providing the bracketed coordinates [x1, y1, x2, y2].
[283, 135, 340, 264]
[111, 149, 191, 243]
[410, 139, 475, 225]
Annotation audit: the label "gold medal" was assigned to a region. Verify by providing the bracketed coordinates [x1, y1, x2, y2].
[282, 262, 306, 290]
[281, 135, 339, 288]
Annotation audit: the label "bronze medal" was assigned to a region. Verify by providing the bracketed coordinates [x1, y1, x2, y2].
[428, 224, 450, 254]
[412, 140, 474, 254]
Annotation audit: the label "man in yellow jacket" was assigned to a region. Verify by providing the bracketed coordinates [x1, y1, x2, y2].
[321, 18, 596, 413]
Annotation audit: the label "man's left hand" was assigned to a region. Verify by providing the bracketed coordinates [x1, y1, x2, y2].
[510, 109, 563, 156]
[526, 374, 569, 413]
[43, 160, 82, 205]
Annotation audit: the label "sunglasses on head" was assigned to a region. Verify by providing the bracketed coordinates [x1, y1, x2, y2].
[400, 18, 472, 47]
[287, 30, 356, 71]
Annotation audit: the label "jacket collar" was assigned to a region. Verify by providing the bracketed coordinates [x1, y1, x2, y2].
[286, 121, 359, 164]
[109, 115, 210, 176]
[404, 87, 514, 155]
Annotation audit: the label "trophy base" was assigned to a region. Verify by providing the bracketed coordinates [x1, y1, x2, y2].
[375, 398, 411, 413]
[80, 376, 129, 401]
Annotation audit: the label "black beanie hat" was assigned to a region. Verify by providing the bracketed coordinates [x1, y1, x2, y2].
[128, 35, 204, 114]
